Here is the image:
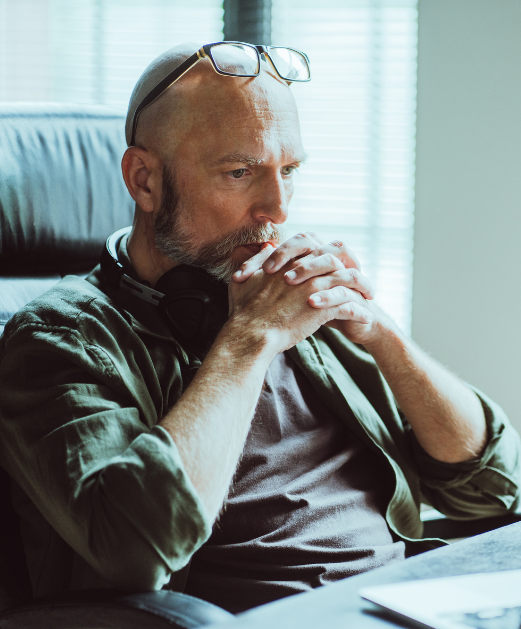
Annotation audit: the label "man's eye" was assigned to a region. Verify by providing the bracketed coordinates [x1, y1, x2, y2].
[230, 168, 246, 179]
[281, 165, 296, 176]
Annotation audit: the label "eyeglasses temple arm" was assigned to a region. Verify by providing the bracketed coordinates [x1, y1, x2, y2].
[129, 49, 202, 146]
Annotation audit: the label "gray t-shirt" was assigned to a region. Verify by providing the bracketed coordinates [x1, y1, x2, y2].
[185, 351, 405, 612]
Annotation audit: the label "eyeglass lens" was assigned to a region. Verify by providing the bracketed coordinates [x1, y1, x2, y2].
[211, 43, 260, 75]
[268, 47, 310, 81]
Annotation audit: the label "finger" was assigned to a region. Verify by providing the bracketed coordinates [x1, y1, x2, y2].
[308, 287, 372, 324]
[308, 284, 367, 309]
[332, 301, 373, 324]
[319, 267, 375, 300]
[262, 232, 322, 274]
[232, 243, 277, 283]
[285, 258, 374, 300]
[323, 239, 361, 271]
[285, 253, 344, 283]
[289, 239, 362, 277]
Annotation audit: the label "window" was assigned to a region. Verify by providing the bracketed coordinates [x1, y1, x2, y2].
[0, 0, 224, 106]
[0, 0, 417, 332]
[272, 0, 418, 334]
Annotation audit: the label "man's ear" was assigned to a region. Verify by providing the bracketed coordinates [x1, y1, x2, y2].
[121, 147, 163, 214]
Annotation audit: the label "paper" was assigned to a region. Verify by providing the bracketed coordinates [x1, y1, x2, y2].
[359, 570, 521, 629]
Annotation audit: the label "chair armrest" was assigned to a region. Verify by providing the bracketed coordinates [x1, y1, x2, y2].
[0, 589, 233, 629]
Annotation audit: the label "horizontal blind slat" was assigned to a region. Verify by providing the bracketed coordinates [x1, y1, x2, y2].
[0, 0, 224, 107]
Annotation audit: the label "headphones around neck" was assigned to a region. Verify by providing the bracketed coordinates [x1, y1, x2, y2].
[100, 226, 229, 354]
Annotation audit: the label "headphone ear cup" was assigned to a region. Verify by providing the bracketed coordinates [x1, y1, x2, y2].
[156, 266, 229, 353]
[159, 288, 212, 343]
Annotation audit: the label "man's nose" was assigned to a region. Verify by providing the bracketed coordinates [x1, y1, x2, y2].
[252, 173, 289, 225]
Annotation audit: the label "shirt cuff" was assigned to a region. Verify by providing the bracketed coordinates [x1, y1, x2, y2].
[409, 386, 514, 487]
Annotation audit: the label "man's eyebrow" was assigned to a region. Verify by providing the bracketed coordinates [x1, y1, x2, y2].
[210, 152, 309, 167]
[210, 154, 265, 167]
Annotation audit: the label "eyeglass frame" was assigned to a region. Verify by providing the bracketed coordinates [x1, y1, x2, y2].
[129, 41, 311, 146]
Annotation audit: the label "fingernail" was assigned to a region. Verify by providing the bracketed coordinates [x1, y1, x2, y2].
[233, 269, 243, 277]
[311, 295, 321, 304]
[285, 270, 297, 280]
[264, 260, 275, 271]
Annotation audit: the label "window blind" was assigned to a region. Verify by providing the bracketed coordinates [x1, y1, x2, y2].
[0, 0, 417, 333]
[272, 0, 418, 334]
[0, 0, 224, 107]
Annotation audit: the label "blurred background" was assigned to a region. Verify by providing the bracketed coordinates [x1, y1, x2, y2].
[0, 0, 520, 436]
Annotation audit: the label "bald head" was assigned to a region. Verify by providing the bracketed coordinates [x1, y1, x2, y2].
[127, 42, 299, 163]
[125, 41, 202, 146]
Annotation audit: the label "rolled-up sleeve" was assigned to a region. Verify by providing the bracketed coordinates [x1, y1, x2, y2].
[0, 321, 212, 591]
[410, 387, 521, 519]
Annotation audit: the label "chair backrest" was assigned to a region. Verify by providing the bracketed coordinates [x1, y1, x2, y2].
[0, 102, 134, 334]
[0, 103, 134, 608]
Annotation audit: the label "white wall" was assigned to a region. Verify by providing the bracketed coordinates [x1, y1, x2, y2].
[413, 0, 521, 434]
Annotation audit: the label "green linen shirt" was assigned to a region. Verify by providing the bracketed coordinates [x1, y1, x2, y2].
[0, 248, 520, 598]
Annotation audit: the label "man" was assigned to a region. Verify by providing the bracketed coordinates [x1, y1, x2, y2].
[0, 42, 519, 614]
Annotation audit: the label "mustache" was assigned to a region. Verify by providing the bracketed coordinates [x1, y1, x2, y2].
[196, 223, 285, 262]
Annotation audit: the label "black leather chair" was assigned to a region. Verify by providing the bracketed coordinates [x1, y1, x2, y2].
[0, 103, 232, 628]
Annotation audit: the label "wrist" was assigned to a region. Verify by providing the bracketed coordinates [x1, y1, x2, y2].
[212, 316, 279, 368]
[361, 311, 405, 357]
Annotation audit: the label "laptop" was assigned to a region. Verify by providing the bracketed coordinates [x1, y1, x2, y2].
[359, 569, 521, 629]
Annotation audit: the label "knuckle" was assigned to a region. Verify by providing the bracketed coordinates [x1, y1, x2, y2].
[323, 253, 337, 267]
[271, 243, 286, 255]
[268, 247, 285, 262]
[343, 302, 356, 316]
[290, 232, 317, 253]
[332, 254, 344, 269]
[348, 268, 360, 283]
[336, 285, 349, 300]
[329, 239, 345, 250]
[301, 232, 319, 246]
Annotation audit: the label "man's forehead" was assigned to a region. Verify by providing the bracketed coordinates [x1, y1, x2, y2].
[194, 102, 305, 167]
[200, 71, 300, 131]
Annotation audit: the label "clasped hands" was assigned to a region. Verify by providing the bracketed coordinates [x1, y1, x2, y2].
[229, 232, 381, 350]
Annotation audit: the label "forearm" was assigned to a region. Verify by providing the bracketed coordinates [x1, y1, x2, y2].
[160, 321, 276, 522]
[363, 308, 487, 463]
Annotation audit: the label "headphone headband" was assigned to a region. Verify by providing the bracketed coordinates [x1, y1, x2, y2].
[101, 226, 165, 305]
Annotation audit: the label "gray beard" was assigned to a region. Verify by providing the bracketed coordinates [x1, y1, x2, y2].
[154, 167, 284, 283]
